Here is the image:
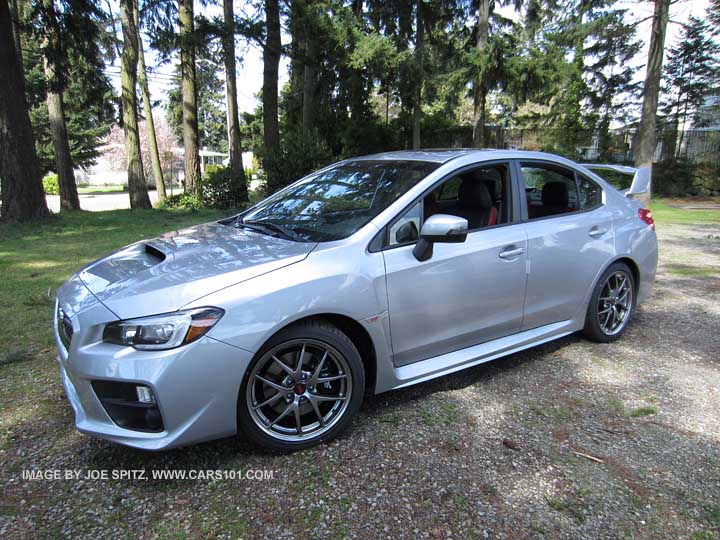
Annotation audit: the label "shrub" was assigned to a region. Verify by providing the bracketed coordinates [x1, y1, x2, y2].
[204, 163, 224, 177]
[203, 166, 249, 209]
[651, 159, 720, 197]
[42, 174, 59, 195]
[157, 193, 203, 211]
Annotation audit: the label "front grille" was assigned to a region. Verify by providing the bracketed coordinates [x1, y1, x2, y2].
[57, 304, 73, 350]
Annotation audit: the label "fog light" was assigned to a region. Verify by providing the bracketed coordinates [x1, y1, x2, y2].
[144, 408, 162, 431]
[136, 385, 155, 404]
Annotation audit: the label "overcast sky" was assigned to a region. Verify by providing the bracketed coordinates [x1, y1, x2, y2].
[106, 0, 712, 116]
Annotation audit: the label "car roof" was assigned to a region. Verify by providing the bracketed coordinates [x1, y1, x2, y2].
[351, 149, 578, 165]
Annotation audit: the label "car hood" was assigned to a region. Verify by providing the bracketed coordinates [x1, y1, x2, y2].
[77, 221, 317, 319]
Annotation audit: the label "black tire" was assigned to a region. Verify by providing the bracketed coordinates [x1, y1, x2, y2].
[582, 262, 636, 343]
[237, 319, 365, 452]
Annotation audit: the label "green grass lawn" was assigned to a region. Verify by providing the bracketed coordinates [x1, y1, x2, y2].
[651, 199, 720, 225]
[76, 185, 127, 194]
[0, 209, 225, 364]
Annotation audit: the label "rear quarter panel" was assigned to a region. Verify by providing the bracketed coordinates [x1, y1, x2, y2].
[611, 195, 658, 304]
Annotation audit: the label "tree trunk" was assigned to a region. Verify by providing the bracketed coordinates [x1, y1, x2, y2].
[223, 0, 247, 202]
[288, 0, 304, 128]
[412, 0, 424, 149]
[10, 0, 23, 64]
[134, 6, 166, 200]
[302, 37, 317, 133]
[472, 0, 490, 148]
[347, 0, 365, 125]
[0, 0, 49, 222]
[179, 0, 202, 198]
[671, 85, 684, 160]
[676, 100, 689, 159]
[45, 73, 81, 210]
[634, 0, 670, 207]
[263, 0, 281, 190]
[119, 0, 151, 209]
[43, 0, 80, 211]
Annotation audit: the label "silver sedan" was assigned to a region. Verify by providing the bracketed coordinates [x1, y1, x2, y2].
[54, 150, 657, 451]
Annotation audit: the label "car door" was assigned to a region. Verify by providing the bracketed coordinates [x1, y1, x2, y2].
[517, 160, 614, 330]
[381, 161, 528, 367]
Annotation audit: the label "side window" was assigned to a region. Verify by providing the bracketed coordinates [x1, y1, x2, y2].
[437, 177, 461, 201]
[577, 175, 602, 210]
[385, 163, 512, 247]
[425, 164, 510, 230]
[522, 163, 579, 220]
[387, 201, 421, 246]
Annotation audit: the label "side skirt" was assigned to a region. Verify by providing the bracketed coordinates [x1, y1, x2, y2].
[374, 319, 578, 394]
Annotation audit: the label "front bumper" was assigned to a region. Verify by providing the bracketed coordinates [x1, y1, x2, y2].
[54, 283, 253, 450]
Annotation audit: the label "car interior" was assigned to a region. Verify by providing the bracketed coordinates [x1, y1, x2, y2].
[424, 165, 509, 229]
[388, 164, 510, 246]
[522, 164, 580, 219]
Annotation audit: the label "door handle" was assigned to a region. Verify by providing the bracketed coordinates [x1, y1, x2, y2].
[499, 246, 525, 259]
[588, 226, 607, 238]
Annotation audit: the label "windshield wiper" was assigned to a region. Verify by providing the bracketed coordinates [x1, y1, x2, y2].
[238, 219, 306, 242]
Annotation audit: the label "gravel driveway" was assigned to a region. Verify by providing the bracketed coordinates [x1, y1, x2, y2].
[2, 222, 719, 540]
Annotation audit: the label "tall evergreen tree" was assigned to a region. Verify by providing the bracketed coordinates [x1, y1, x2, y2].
[634, 0, 670, 206]
[135, 2, 166, 199]
[29, 0, 110, 210]
[119, 0, 152, 209]
[167, 58, 228, 151]
[179, 0, 202, 197]
[39, 0, 80, 210]
[24, 51, 114, 175]
[0, 0, 49, 222]
[504, 0, 565, 115]
[412, 0, 424, 148]
[662, 16, 719, 154]
[222, 0, 248, 201]
[472, 0, 490, 147]
[584, 6, 640, 159]
[263, 0, 282, 191]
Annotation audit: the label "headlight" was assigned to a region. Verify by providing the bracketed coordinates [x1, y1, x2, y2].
[102, 307, 224, 350]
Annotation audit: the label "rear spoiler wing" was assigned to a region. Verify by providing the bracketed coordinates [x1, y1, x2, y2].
[583, 164, 651, 197]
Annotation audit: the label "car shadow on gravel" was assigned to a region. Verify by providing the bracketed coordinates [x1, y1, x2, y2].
[361, 336, 579, 416]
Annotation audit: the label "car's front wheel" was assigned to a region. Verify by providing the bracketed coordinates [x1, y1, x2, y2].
[583, 262, 636, 342]
[237, 319, 365, 451]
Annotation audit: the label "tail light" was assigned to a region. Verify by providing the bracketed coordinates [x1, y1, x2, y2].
[638, 208, 655, 230]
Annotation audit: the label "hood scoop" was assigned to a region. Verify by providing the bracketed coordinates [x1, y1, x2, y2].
[144, 242, 167, 263]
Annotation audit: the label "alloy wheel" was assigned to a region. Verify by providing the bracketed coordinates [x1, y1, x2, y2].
[246, 339, 352, 442]
[597, 270, 633, 336]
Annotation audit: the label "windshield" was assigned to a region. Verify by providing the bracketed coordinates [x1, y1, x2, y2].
[239, 160, 439, 242]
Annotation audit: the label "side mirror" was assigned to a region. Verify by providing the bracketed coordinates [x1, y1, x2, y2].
[413, 214, 468, 262]
[395, 220, 419, 244]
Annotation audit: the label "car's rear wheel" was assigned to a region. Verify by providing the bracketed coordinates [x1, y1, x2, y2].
[237, 320, 365, 451]
[583, 262, 635, 343]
